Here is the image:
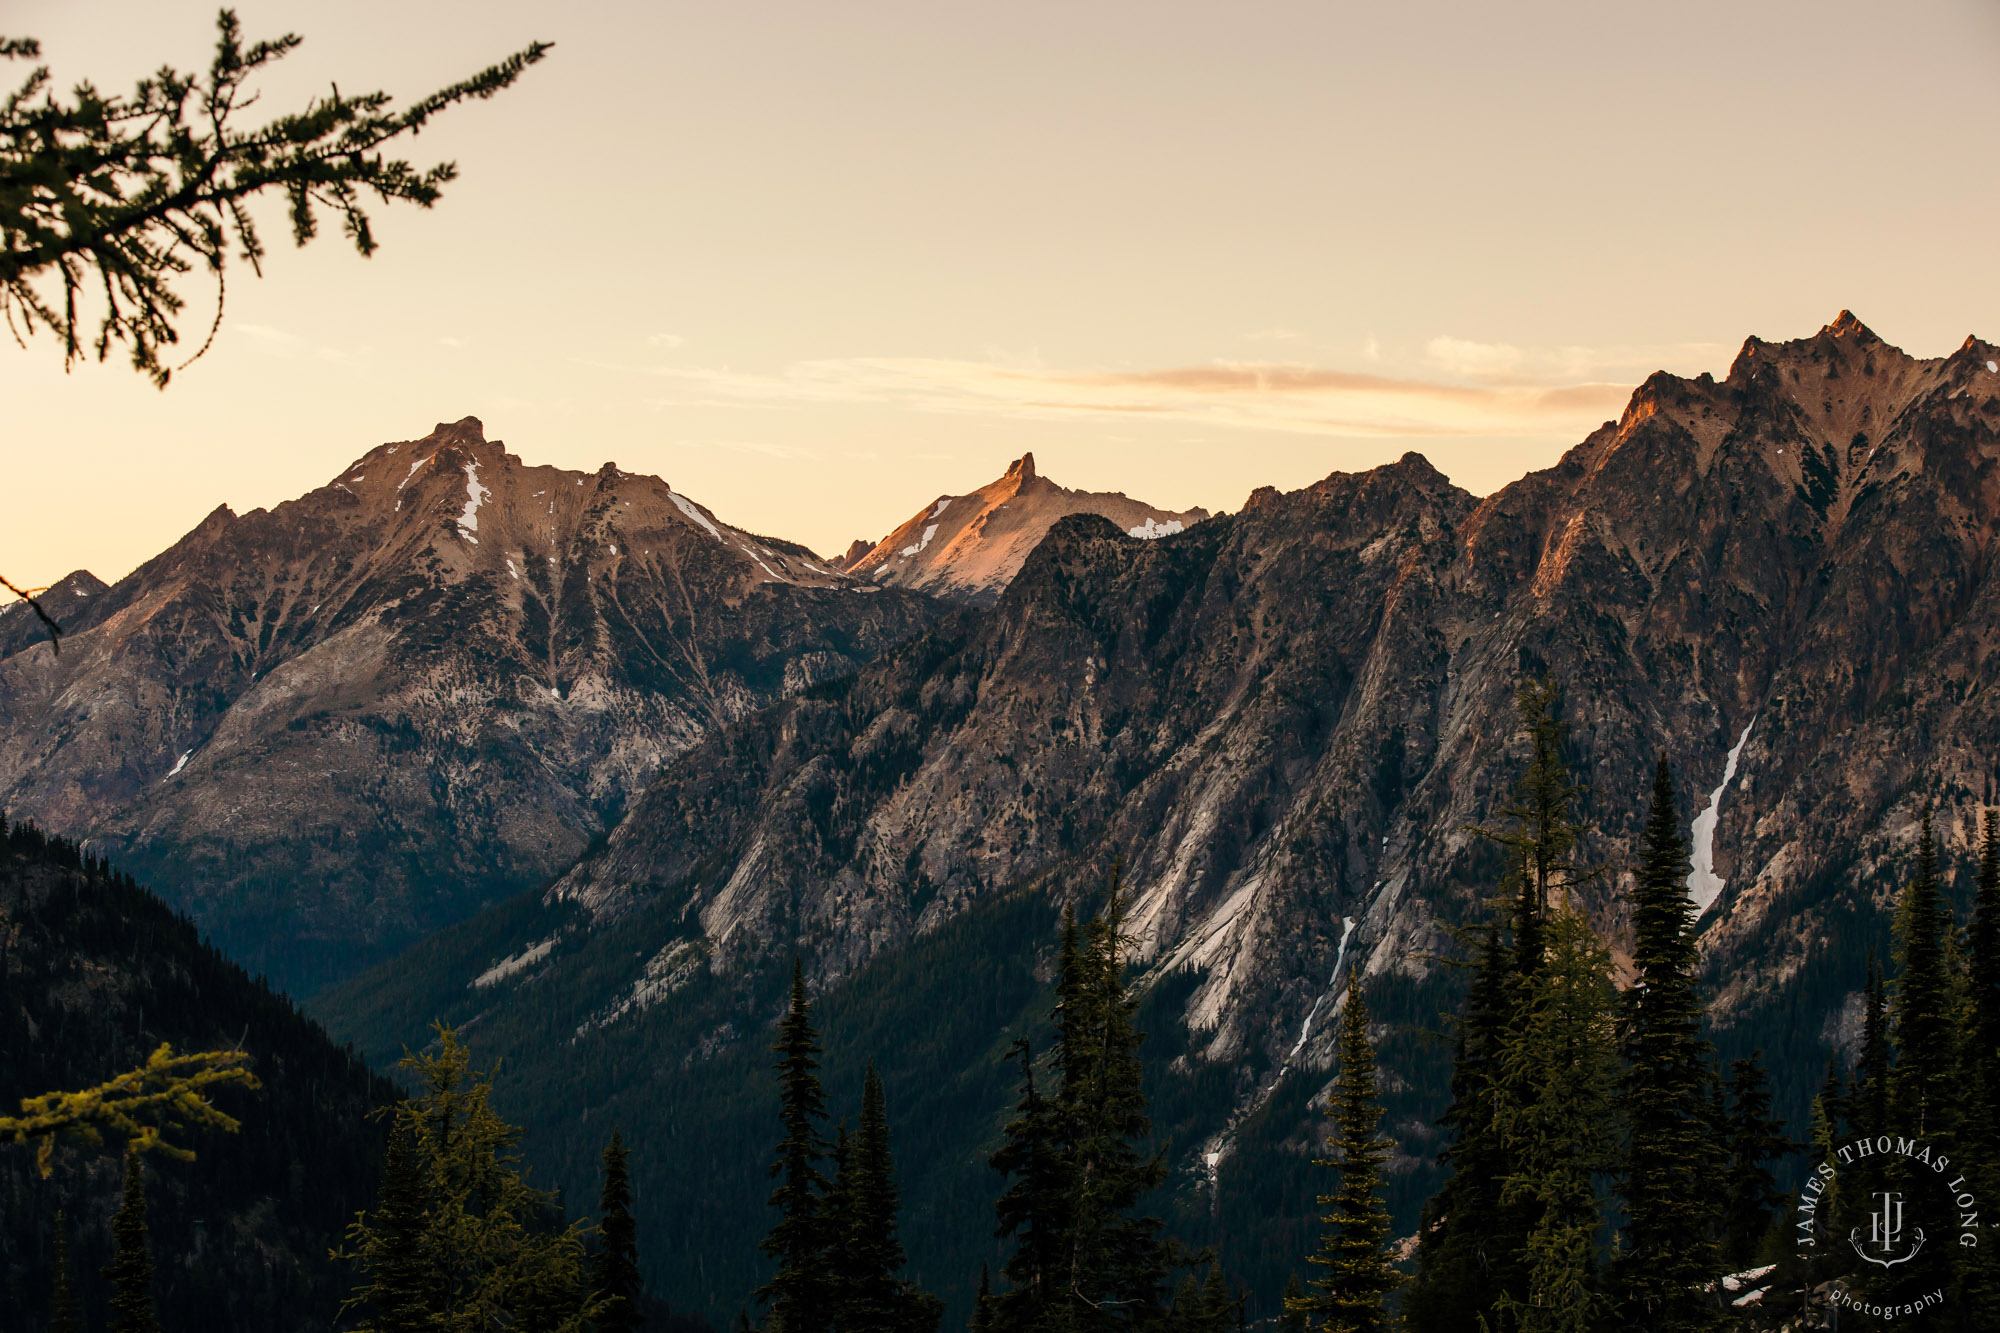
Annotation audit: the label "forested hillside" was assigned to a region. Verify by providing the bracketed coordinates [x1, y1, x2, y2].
[0, 818, 394, 1332]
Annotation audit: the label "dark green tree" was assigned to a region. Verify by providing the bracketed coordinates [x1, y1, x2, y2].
[1891, 806, 1960, 1142]
[1290, 986, 1397, 1333]
[829, 1064, 940, 1333]
[1609, 756, 1721, 1330]
[1717, 1054, 1789, 1270]
[105, 1146, 157, 1333]
[1060, 876, 1173, 1326]
[51, 1207, 83, 1333]
[357, 1118, 433, 1332]
[990, 1037, 1068, 1329]
[592, 1128, 643, 1333]
[969, 1264, 994, 1333]
[1278, 1274, 1308, 1333]
[758, 961, 832, 1333]
[1493, 903, 1619, 1333]
[337, 1025, 597, 1332]
[1971, 810, 2000, 1142]
[1407, 679, 1596, 1333]
[1404, 918, 1517, 1330]
[0, 11, 549, 386]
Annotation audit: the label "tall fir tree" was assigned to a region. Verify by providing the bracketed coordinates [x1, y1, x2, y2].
[1890, 806, 1959, 1141]
[1880, 807, 1967, 1312]
[1289, 986, 1397, 1333]
[105, 1146, 158, 1333]
[969, 1264, 995, 1333]
[1960, 809, 2000, 1319]
[592, 1128, 643, 1333]
[339, 1026, 596, 1331]
[1404, 918, 1518, 1330]
[829, 1064, 940, 1333]
[1717, 1054, 1790, 1269]
[1971, 810, 2000, 1145]
[1492, 904, 1619, 1333]
[1406, 679, 1596, 1333]
[758, 961, 832, 1333]
[990, 868, 1175, 1329]
[1060, 874, 1173, 1327]
[355, 1117, 433, 1332]
[1609, 756, 1721, 1331]
[989, 1037, 1069, 1329]
[1279, 1274, 1309, 1333]
[51, 1208, 84, 1333]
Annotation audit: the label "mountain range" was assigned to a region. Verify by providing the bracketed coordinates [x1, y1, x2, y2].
[8, 313, 2000, 1323]
[314, 315, 2000, 1318]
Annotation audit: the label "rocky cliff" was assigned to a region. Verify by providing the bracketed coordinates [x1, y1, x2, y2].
[0, 418, 941, 992]
[319, 316, 2000, 1316]
[841, 452, 1209, 604]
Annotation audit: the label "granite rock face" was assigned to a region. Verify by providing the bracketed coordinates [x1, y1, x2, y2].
[470, 314, 2000, 1096]
[0, 418, 941, 991]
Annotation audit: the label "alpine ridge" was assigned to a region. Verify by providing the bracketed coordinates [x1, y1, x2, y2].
[320, 314, 2000, 1318]
[0, 418, 942, 992]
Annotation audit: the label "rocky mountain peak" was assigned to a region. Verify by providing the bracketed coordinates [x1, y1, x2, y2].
[0, 420, 944, 991]
[844, 454, 1208, 605]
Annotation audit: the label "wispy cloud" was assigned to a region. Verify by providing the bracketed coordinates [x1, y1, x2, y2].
[630, 354, 1642, 440]
[648, 332, 687, 349]
[1424, 336, 1731, 385]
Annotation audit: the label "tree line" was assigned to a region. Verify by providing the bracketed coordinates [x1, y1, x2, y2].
[13, 678, 2000, 1330]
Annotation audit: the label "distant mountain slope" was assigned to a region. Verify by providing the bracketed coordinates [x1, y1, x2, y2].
[0, 817, 392, 1333]
[0, 418, 942, 993]
[841, 452, 1208, 604]
[321, 314, 2000, 1319]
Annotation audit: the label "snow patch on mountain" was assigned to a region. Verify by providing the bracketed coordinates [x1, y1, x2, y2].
[1688, 718, 1756, 914]
[669, 489, 724, 541]
[458, 461, 489, 541]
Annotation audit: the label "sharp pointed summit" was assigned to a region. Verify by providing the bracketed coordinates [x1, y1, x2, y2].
[844, 453, 1207, 605]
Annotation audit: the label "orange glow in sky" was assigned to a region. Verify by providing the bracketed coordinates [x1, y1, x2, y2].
[5, 0, 2000, 590]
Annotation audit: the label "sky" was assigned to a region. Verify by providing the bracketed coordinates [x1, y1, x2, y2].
[5, 0, 2000, 591]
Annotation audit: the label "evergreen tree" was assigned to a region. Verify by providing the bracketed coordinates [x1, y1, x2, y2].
[337, 1025, 596, 1332]
[990, 867, 1174, 1329]
[1717, 1054, 1789, 1269]
[1609, 756, 1721, 1331]
[359, 1118, 434, 1331]
[105, 1146, 157, 1333]
[1404, 919, 1517, 1330]
[1407, 679, 1596, 1333]
[1291, 987, 1397, 1333]
[831, 1064, 940, 1333]
[1971, 810, 2000, 1143]
[1881, 808, 1966, 1311]
[1492, 904, 1619, 1333]
[1278, 1274, 1308, 1333]
[1960, 809, 2000, 1319]
[758, 962, 832, 1333]
[1060, 875, 1173, 1326]
[990, 1038, 1068, 1329]
[592, 1128, 643, 1333]
[969, 1264, 994, 1333]
[1891, 806, 1959, 1142]
[51, 1208, 83, 1333]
